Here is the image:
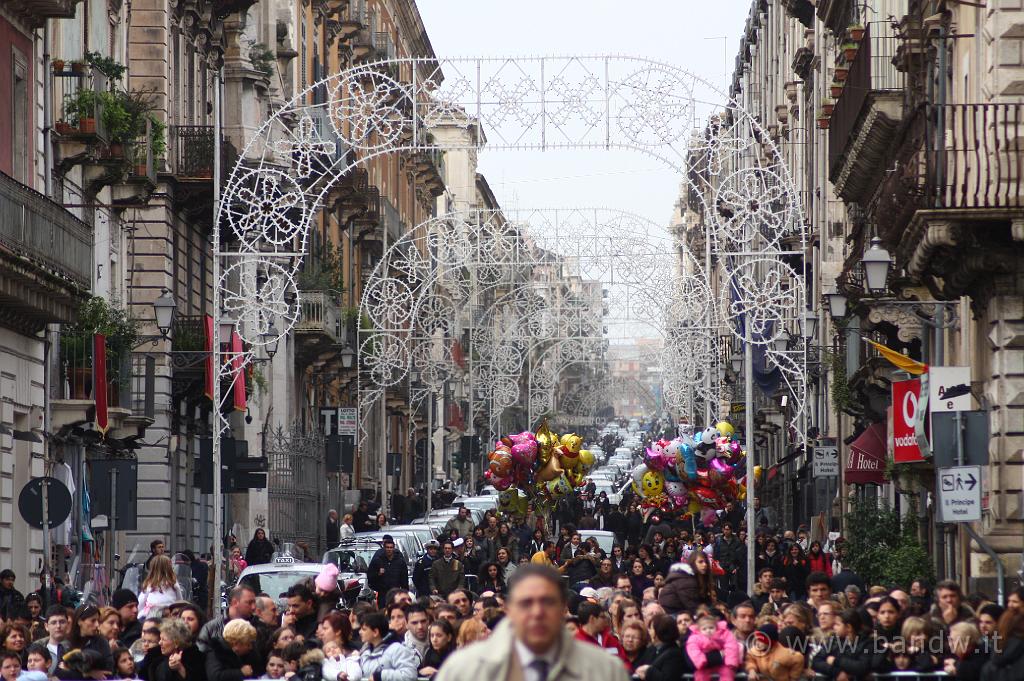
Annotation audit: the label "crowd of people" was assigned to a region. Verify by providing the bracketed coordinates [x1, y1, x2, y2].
[1, 496, 1024, 681]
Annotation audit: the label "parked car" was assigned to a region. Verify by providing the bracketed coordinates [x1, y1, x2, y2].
[239, 553, 365, 606]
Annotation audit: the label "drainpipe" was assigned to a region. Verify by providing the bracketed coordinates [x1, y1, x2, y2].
[43, 19, 53, 198]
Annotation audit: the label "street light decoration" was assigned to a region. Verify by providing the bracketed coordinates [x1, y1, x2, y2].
[862, 236, 893, 294]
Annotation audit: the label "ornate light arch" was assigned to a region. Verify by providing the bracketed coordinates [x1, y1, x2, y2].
[212, 55, 808, 451]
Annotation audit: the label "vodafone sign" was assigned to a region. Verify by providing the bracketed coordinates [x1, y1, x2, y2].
[892, 379, 926, 463]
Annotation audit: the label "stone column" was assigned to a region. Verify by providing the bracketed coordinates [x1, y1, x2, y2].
[977, 274, 1024, 594]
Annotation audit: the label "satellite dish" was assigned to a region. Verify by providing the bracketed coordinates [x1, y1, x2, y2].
[18, 477, 72, 530]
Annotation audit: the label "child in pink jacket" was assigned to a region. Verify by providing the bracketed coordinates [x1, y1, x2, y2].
[685, 615, 741, 681]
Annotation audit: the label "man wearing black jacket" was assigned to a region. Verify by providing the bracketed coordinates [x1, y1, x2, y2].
[368, 536, 409, 607]
[284, 583, 319, 640]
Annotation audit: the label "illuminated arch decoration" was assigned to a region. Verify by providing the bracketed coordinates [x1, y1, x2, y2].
[213, 56, 809, 453]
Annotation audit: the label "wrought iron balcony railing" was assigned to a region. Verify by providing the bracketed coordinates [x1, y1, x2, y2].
[876, 102, 1024, 241]
[168, 125, 237, 181]
[0, 170, 92, 286]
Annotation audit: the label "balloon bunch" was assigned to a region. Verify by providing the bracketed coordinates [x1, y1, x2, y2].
[487, 421, 595, 518]
[631, 421, 761, 517]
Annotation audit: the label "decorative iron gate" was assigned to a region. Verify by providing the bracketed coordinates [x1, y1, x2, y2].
[266, 425, 332, 553]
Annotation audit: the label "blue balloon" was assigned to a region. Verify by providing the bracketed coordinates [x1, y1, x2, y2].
[682, 444, 697, 480]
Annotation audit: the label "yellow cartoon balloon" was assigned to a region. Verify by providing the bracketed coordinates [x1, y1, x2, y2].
[578, 449, 595, 469]
[687, 496, 702, 514]
[560, 433, 582, 454]
[546, 474, 572, 498]
[641, 470, 664, 498]
[753, 465, 763, 482]
[715, 421, 735, 438]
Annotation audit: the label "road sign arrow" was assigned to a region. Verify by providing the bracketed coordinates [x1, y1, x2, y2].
[965, 472, 977, 490]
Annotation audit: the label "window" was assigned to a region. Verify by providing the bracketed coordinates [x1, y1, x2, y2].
[11, 46, 28, 183]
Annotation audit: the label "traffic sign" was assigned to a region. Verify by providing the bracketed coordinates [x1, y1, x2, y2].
[338, 408, 358, 436]
[938, 465, 982, 522]
[930, 367, 972, 413]
[18, 477, 72, 530]
[812, 446, 839, 477]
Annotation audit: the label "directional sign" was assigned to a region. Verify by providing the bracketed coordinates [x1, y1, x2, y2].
[812, 446, 839, 477]
[938, 465, 982, 522]
[930, 367, 972, 413]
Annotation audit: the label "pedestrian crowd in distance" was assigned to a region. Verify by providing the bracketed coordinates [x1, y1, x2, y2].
[1, 495, 1023, 681]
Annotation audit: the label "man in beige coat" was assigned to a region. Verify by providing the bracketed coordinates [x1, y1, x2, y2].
[436, 564, 630, 681]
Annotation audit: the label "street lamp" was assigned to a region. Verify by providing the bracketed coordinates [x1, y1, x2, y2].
[339, 343, 355, 369]
[154, 289, 177, 338]
[773, 330, 791, 353]
[261, 323, 280, 360]
[731, 353, 742, 373]
[862, 236, 892, 294]
[825, 288, 848, 319]
[802, 308, 818, 341]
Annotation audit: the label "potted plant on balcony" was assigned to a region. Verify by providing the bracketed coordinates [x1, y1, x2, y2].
[816, 111, 830, 130]
[841, 41, 860, 62]
[70, 59, 88, 75]
[62, 89, 101, 134]
[847, 23, 866, 42]
[820, 98, 835, 116]
[61, 297, 139, 403]
[51, 58, 65, 74]
[249, 43, 276, 80]
[833, 64, 850, 82]
[830, 81, 845, 99]
[85, 51, 126, 82]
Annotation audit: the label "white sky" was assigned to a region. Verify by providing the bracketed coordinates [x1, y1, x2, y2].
[417, 0, 751, 227]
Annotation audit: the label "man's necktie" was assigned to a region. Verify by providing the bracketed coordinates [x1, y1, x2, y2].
[529, 659, 550, 681]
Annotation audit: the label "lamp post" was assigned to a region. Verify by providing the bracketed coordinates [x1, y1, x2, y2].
[154, 289, 177, 338]
[825, 288, 848, 320]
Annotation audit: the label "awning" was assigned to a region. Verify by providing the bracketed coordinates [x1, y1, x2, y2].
[845, 422, 886, 485]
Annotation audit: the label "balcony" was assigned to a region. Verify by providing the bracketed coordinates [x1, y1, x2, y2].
[0, 170, 91, 331]
[337, 0, 366, 42]
[53, 330, 154, 442]
[875, 102, 1024, 296]
[5, 0, 76, 28]
[413, 148, 445, 200]
[295, 290, 344, 363]
[829, 23, 905, 206]
[165, 125, 238, 228]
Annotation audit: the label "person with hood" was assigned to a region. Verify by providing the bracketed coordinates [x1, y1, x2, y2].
[744, 622, 804, 681]
[356, 612, 418, 681]
[685, 615, 740, 681]
[658, 552, 716, 616]
[244, 529, 275, 566]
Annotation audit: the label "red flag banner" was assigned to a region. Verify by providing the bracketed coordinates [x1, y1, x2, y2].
[204, 315, 214, 400]
[231, 331, 247, 412]
[94, 334, 109, 435]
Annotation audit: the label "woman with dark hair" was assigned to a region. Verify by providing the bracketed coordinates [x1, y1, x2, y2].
[811, 609, 878, 680]
[526, 528, 545, 558]
[806, 540, 832, 577]
[244, 528, 274, 566]
[758, 538, 783, 574]
[67, 605, 113, 674]
[493, 523, 519, 564]
[418, 619, 454, 678]
[873, 596, 904, 647]
[625, 504, 644, 550]
[0, 623, 29, 666]
[477, 562, 506, 595]
[981, 608, 1024, 681]
[610, 545, 627, 573]
[657, 551, 716, 616]
[375, 513, 389, 530]
[628, 560, 654, 602]
[637, 545, 657, 576]
[634, 614, 687, 681]
[780, 544, 811, 600]
[178, 605, 206, 641]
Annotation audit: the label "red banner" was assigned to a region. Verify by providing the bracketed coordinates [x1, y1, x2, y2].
[204, 315, 214, 400]
[94, 334, 109, 435]
[231, 331, 247, 412]
[892, 379, 925, 463]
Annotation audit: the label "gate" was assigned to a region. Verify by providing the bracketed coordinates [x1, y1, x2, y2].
[266, 425, 330, 554]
